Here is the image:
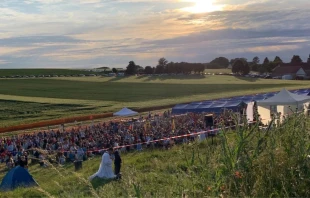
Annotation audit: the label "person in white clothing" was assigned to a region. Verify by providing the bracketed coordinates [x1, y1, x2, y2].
[89, 148, 116, 180]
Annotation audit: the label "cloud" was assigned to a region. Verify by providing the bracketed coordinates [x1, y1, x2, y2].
[0, 0, 310, 68]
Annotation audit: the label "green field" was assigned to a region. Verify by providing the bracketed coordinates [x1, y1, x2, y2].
[0, 75, 309, 127]
[0, 69, 96, 77]
[1, 114, 309, 197]
[204, 68, 231, 73]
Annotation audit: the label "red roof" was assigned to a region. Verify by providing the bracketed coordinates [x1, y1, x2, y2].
[279, 63, 310, 69]
[272, 66, 303, 77]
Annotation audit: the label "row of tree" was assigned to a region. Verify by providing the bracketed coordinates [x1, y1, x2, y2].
[124, 54, 310, 75]
[125, 58, 205, 75]
[231, 55, 310, 75]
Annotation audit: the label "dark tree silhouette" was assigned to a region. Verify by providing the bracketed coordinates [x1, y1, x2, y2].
[158, 58, 168, 67]
[232, 59, 250, 75]
[252, 56, 260, 64]
[263, 57, 270, 65]
[112, 68, 118, 73]
[144, 66, 153, 74]
[125, 61, 137, 75]
[291, 55, 303, 64]
[273, 56, 283, 64]
[209, 57, 229, 68]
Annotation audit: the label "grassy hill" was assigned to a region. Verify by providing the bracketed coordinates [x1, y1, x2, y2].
[1, 114, 310, 197]
[0, 75, 309, 127]
[0, 69, 95, 76]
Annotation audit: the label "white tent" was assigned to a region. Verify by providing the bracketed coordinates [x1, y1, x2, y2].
[113, 107, 138, 117]
[257, 88, 310, 125]
[257, 88, 310, 106]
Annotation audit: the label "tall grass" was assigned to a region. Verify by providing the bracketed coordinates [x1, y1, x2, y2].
[1, 114, 310, 197]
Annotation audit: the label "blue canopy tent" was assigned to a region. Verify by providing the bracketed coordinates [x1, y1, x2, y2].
[171, 88, 310, 115]
[253, 95, 267, 102]
[0, 166, 38, 191]
[172, 100, 245, 114]
[297, 89, 310, 95]
[263, 93, 276, 98]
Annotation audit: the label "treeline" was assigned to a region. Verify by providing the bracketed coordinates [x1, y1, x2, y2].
[212, 55, 310, 75]
[230, 56, 284, 75]
[125, 58, 205, 75]
[123, 54, 310, 76]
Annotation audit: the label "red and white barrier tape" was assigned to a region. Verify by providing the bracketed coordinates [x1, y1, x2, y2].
[2, 110, 308, 156]
[21, 120, 259, 154]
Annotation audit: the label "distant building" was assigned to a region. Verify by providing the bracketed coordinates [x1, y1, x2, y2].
[272, 63, 310, 79]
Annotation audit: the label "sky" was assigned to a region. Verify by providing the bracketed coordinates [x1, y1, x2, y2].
[0, 0, 310, 68]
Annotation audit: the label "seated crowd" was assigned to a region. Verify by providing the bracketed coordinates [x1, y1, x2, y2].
[0, 110, 239, 169]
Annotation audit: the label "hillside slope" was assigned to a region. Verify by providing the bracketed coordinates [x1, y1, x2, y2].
[1, 114, 310, 197]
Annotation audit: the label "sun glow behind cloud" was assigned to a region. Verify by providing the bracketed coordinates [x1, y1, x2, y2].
[180, 0, 225, 13]
[0, 0, 310, 68]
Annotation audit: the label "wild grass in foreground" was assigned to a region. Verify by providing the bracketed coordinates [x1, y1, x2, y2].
[1, 114, 310, 197]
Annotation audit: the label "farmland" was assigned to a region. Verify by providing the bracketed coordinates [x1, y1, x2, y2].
[0, 74, 309, 127]
[0, 69, 97, 77]
[1, 114, 310, 197]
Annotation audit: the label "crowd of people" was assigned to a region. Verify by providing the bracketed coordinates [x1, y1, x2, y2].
[0, 110, 241, 169]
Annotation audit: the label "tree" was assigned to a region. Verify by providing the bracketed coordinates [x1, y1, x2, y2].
[266, 62, 277, 73]
[155, 65, 165, 74]
[155, 58, 168, 74]
[158, 58, 168, 68]
[307, 54, 310, 64]
[258, 57, 270, 74]
[112, 68, 118, 73]
[209, 57, 229, 68]
[263, 57, 270, 65]
[273, 56, 283, 65]
[250, 63, 258, 72]
[232, 59, 250, 75]
[291, 55, 303, 64]
[252, 56, 260, 64]
[135, 65, 144, 74]
[251, 56, 260, 71]
[165, 62, 175, 74]
[125, 61, 137, 75]
[230, 58, 247, 65]
[144, 66, 153, 74]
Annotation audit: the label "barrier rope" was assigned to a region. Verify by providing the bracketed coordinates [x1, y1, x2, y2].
[3, 120, 257, 156]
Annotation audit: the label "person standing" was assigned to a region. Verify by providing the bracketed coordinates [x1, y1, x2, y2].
[114, 150, 122, 178]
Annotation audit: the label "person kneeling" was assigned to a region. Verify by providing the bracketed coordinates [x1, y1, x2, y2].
[89, 148, 116, 181]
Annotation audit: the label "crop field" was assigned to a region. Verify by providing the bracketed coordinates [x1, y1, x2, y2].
[0, 75, 309, 127]
[0, 69, 96, 77]
[1, 114, 310, 197]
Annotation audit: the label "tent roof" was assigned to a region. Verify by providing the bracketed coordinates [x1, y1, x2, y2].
[172, 100, 245, 114]
[113, 107, 138, 116]
[0, 166, 38, 191]
[257, 88, 310, 106]
[172, 88, 310, 115]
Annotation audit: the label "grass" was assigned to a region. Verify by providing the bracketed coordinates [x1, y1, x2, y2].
[0, 75, 309, 127]
[0, 69, 95, 76]
[1, 113, 310, 197]
[204, 68, 231, 73]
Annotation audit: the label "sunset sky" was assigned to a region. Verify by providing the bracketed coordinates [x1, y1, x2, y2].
[0, 0, 310, 68]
